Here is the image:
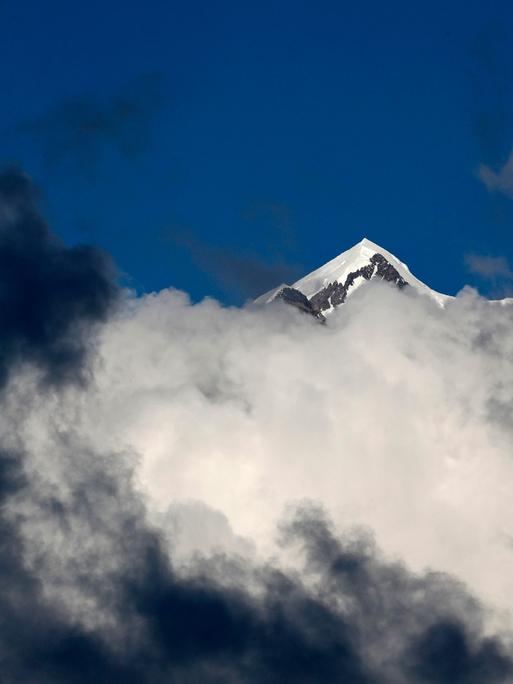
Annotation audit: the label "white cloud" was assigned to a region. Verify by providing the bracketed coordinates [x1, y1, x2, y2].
[7, 279, 513, 630]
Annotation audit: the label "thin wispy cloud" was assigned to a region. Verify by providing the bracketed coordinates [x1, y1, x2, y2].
[469, 23, 513, 204]
[478, 146, 513, 199]
[15, 73, 166, 177]
[465, 251, 513, 297]
[168, 228, 302, 301]
[465, 252, 513, 280]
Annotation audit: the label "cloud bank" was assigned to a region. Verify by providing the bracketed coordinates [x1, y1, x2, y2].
[1, 168, 513, 681]
[83, 280, 513, 613]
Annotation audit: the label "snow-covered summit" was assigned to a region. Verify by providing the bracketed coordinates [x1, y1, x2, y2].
[294, 238, 449, 309]
[256, 238, 450, 318]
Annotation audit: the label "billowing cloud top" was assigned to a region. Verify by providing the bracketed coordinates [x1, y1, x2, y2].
[1, 169, 513, 682]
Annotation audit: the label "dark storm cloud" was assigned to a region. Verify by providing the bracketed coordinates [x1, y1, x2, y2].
[0, 167, 118, 387]
[2, 436, 371, 683]
[408, 620, 512, 684]
[171, 229, 301, 300]
[1, 437, 511, 684]
[285, 508, 513, 684]
[16, 74, 165, 175]
[0, 446, 141, 684]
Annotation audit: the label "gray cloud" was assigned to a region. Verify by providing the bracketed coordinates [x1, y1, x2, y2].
[465, 251, 513, 297]
[159, 500, 256, 562]
[0, 167, 119, 387]
[2, 420, 512, 682]
[170, 229, 301, 301]
[15, 74, 165, 176]
[465, 252, 513, 280]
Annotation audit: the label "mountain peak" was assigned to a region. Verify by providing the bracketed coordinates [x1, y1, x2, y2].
[256, 237, 449, 315]
[291, 238, 448, 310]
[358, 236, 374, 246]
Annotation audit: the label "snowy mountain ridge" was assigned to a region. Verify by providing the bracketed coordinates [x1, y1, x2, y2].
[256, 238, 450, 319]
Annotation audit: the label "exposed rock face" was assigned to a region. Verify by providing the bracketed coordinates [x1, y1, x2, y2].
[266, 252, 408, 320]
[309, 253, 408, 314]
[273, 286, 325, 320]
[309, 281, 346, 313]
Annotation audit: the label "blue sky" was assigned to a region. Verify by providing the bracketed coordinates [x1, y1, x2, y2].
[1, 0, 513, 302]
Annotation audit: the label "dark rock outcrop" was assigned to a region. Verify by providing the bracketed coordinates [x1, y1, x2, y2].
[265, 253, 408, 321]
[273, 286, 325, 320]
[309, 253, 407, 314]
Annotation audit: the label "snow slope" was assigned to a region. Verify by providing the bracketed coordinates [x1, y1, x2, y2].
[292, 237, 450, 308]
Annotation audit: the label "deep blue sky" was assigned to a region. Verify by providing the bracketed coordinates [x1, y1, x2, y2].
[1, 0, 513, 302]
